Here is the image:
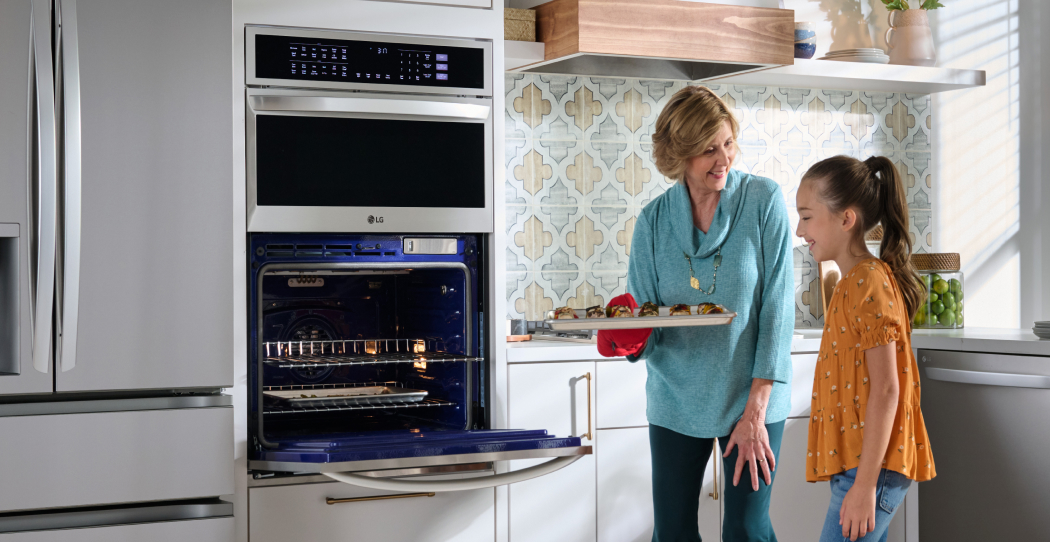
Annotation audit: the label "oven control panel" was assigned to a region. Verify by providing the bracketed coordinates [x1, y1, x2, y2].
[253, 33, 485, 90]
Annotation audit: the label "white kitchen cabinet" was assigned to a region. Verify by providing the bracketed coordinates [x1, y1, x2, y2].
[597, 427, 721, 542]
[789, 353, 820, 418]
[769, 417, 828, 541]
[596, 359, 647, 429]
[0, 517, 233, 542]
[250, 481, 494, 542]
[508, 361, 596, 542]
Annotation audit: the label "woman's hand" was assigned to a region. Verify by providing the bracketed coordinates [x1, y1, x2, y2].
[839, 483, 877, 541]
[723, 414, 776, 491]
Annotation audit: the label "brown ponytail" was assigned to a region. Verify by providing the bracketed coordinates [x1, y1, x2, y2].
[801, 155, 924, 318]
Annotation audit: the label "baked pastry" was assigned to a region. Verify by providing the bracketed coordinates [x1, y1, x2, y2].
[553, 306, 578, 319]
[669, 304, 692, 316]
[696, 302, 724, 315]
[606, 305, 633, 318]
[585, 306, 606, 318]
[638, 302, 660, 317]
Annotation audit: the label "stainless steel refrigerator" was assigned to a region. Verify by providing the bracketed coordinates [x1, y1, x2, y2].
[0, 0, 233, 538]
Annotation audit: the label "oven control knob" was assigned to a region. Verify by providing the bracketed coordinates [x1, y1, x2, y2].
[356, 244, 363, 250]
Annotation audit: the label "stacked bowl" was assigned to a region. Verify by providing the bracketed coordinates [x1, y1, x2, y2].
[818, 48, 890, 64]
[1034, 322, 1050, 339]
[794, 22, 816, 59]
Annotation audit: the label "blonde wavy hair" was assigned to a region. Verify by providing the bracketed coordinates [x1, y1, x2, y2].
[651, 86, 740, 183]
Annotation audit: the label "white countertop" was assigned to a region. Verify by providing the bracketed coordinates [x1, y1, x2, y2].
[506, 327, 1050, 363]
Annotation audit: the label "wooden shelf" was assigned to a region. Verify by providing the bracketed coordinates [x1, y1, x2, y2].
[708, 58, 985, 94]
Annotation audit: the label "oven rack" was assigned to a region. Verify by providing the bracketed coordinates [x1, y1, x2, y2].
[263, 351, 481, 369]
[264, 338, 444, 357]
[262, 339, 480, 369]
[263, 398, 455, 415]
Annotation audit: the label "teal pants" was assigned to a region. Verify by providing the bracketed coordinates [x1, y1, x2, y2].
[650, 421, 785, 542]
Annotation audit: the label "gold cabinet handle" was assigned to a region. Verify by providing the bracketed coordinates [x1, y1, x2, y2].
[326, 492, 435, 505]
[709, 446, 719, 500]
[580, 372, 593, 441]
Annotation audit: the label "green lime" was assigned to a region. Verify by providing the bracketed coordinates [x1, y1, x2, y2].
[932, 273, 943, 283]
[949, 278, 962, 295]
[913, 306, 927, 326]
[929, 292, 939, 303]
[956, 288, 964, 301]
[939, 310, 956, 327]
[956, 312, 964, 326]
[932, 279, 949, 295]
[941, 292, 956, 311]
[931, 300, 945, 315]
[922, 275, 933, 289]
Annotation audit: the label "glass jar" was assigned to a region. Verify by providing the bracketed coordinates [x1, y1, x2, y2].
[911, 253, 964, 329]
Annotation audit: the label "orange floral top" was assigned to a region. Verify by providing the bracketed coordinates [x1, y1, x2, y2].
[806, 259, 936, 483]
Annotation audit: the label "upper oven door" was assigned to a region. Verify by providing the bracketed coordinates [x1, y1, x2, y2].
[246, 88, 493, 233]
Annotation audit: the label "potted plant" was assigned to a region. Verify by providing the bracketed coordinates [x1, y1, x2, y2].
[882, 0, 944, 66]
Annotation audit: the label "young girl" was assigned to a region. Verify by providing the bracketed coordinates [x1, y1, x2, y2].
[795, 155, 936, 542]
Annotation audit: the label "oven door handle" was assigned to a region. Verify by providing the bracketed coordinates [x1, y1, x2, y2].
[248, 95, 490, 120]
[323, 454, 582, 492]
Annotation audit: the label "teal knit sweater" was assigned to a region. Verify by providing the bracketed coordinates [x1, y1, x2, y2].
[627, 170, 794, 438]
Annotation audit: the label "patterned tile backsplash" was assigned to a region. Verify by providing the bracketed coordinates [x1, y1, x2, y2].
[505, 74, 934, 328]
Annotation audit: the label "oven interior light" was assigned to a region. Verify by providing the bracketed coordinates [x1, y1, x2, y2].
[413, 341, 426, 354]
[365, 341, 378, 355]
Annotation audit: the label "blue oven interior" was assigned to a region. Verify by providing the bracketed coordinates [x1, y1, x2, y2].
[249, 234, 581, 468]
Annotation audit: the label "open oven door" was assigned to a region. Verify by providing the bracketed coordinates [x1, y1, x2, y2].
[250, 429, 591, 491]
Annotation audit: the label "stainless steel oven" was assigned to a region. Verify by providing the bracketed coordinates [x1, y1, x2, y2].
[245, 26, 493, 233]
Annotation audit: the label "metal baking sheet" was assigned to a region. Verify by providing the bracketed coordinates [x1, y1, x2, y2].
[264, 386, 428, 408]
[544, 307, 736, 331]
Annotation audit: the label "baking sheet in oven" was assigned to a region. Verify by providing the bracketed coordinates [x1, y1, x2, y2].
[544, 307, 736, 331]
[264, 386, 429, 408]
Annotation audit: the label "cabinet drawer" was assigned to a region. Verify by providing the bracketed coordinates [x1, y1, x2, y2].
[597, 359, 647, 428]
[250, 481, 494, 542]
[0, 517, 233, 542]
[0, 407, 232, 512]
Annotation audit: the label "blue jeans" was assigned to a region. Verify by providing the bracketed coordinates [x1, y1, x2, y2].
[819, 468, 912, 542]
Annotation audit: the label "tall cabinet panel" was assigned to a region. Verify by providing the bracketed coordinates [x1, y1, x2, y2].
[508, 361, 596, 542]
[0, 0, 52, 395]
[55, 0, 232, 392]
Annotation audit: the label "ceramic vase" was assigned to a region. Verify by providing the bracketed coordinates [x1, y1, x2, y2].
[885, 9, 936, 67]
[794, 22, 816, 60]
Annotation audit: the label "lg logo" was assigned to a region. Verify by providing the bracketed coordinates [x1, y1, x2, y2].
[367, 215, 384, 224]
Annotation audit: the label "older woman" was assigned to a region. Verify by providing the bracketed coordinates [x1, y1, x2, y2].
[597, 86, 794, 542]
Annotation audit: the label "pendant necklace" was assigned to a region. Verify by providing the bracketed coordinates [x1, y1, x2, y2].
[683, 246, 721, 294]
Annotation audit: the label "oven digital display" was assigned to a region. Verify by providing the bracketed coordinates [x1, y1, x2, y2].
[254, 34, 485, 89]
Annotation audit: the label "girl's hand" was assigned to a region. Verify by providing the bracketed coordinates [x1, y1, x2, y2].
[722, 416, 775, 491]
[839, 484, 877, 541]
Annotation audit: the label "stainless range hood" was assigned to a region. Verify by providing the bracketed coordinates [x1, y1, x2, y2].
[509, 0, 795, 81]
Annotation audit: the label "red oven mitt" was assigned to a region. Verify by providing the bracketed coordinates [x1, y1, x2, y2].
[596, 294, 652, 358]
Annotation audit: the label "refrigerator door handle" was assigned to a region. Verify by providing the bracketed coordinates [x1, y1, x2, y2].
[58, 0, 81, 373]
[924, 367, 1050, 389]
[30, 0, 57, 374]
[324, 454, 583, 492]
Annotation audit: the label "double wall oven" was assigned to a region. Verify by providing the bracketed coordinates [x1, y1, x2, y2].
[246, 26, 589, 490]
